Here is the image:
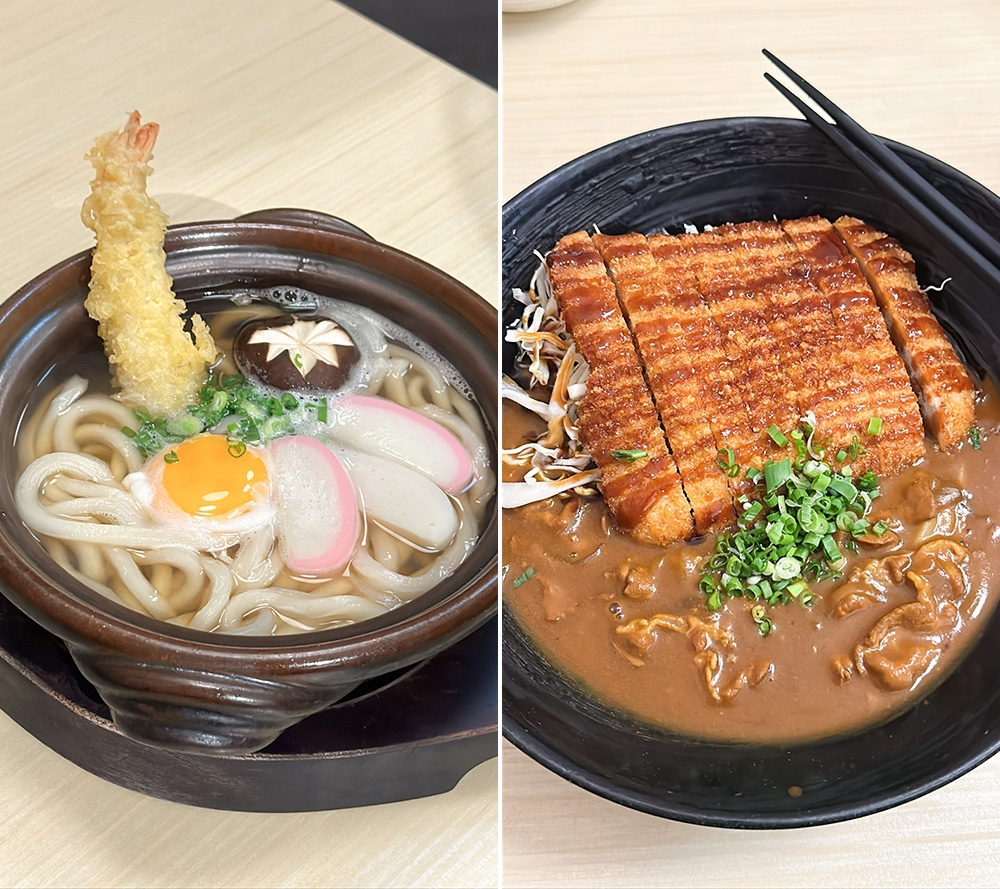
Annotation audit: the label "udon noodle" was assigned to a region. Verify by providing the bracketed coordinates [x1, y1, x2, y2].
[15, 294, 494, 636]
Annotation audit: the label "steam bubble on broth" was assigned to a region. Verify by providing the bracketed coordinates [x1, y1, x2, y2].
[14, 290, 495, 636]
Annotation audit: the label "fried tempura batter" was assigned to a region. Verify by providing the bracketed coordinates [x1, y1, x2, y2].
[81, 112, 216, 418]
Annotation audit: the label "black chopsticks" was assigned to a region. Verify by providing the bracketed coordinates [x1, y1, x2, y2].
[762, 48, 1000, 288]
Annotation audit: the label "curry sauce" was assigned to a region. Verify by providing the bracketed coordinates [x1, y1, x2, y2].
[502, 383, 1000, 745]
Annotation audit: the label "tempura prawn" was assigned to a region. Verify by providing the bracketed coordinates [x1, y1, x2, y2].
[81, 111, 216, 418]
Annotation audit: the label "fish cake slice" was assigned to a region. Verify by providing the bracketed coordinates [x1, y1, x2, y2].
[546, 231, 694, 544]
[782, 216, 925, 475]
[594, 232, 734, 534]
[834, 216, 975, 452]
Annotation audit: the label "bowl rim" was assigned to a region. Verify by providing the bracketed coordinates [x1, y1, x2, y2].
[501, 115, 1000, 827]
[0, 211, 498, 670]
[503, 114, 1000, 224]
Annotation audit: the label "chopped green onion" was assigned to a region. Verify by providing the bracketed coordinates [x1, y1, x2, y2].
[698, 419, 886, 633]
[168, 414, 205, 437]
[857, 470, 879, 491]
[612, 448, 647, 462]
[163, 450, 179, 464]
[828, 476, 858, 501]
[867, 416, 883, 436]
[751, 604, 773, 637]
[970, 426, 982, 450]
[512, 567, 535, 588]
[261, 416, 293, 438]
[786, 580, 808, 599]
[740, 501, 764, 526]
[717, 447, 740, 477]
[872, 520, 890, 537]
[821, 535, 843, 563]
[764, 458, 791, 493]
[788, 429, 807, 460]
[124, 372, 328, 459]
[768, 425, 788, 447]
[243, 418, 262, 443]
[772, 556, 802, 581]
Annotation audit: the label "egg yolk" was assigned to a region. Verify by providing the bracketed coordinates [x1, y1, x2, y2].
[160, 435, 268, 518]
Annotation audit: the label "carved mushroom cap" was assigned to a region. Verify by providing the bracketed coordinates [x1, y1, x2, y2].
[233, 314, 361, 392]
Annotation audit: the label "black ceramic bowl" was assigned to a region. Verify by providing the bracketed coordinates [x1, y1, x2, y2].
[0, 209, 498, 755]
[502, 117, 1000, 828]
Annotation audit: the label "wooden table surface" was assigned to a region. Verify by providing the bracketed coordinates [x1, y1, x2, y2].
[0, 2, 498, 887]
[502, 1, 1000, 886]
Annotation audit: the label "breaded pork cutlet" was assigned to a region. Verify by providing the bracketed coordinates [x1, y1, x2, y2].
[546, 231, 694, 544]
[645, 233, 761, 504]
[715, 220, 869, 459]
[834, 216, 975, 452]
[737, 218, 916, 475]
[593, 232, 734, 534]
[781, 216, 925, 476]
[679, 225, 800, 471]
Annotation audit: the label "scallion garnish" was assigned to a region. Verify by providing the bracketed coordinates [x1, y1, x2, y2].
[821, 534, 843, 563]
[512, 567, 535, 588]
[716, 447, 741, 477]
[970, 426, 982, 450]
[767, 425, 788, 447]
[122, 373, 334, 459]
[764, 458, 791, 493]
[847, 435, 867, 461]
[612, 448, 648, 463]
[867, 416, 883, 436]
[751, 604, 773, 637]
[699, 421, 884, 631]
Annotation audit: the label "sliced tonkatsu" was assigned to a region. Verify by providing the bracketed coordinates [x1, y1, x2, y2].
[546, 230, 694, 544]
[541, 216, 975, 547]
[678, 224, 800, 469]
[593, 231, 734, 534]
[833, 216, 976, 452]
[645, 233, 761, 505]
[781, 216, 925, 476]
[707, 220, 872, 461]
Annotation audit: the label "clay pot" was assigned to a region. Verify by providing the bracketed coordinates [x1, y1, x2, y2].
[0, 209, 497, 754]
